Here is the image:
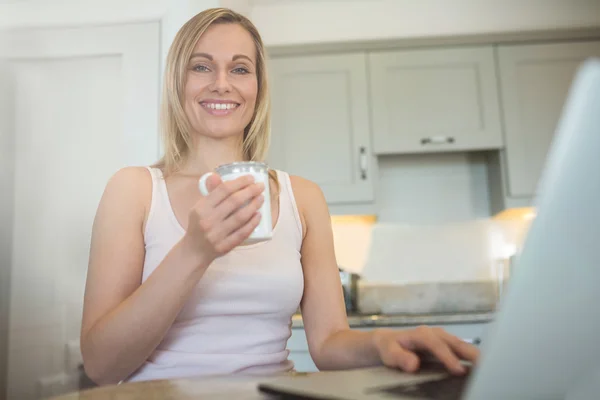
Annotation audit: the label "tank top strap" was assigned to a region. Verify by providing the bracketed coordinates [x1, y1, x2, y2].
[146, 167, 169, 203]
[143, 167, 184, 242]
[275, 170, 303, 246]
[144, 167, 160, 231]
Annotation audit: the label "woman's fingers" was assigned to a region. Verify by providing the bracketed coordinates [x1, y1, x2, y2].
[400, 327, 466, 375]
[204, 193, 264, 248]
[203, 175, 256, 208]
[218, 193, 265, 238]
[214, 212, 262, 253]
[187, 174, 267, 260]
[219, 181, 265, 219]
[200, 177, 265, 224]
[437, 329, 480, 364]
[383, 342, 420, 372]
[203, 173, 223, 194]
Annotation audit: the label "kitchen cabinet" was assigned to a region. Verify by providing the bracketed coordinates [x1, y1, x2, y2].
[496, 40, 600, 200]
[267, 53, 376, 205]
[368, 46, 503, 155]
[288, 322, 490, 372]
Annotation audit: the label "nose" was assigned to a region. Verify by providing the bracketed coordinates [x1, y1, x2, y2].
[209, 69, 232, 95]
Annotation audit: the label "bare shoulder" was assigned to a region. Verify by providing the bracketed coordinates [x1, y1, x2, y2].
[288, 175, 329, 237]
[97, 166, 153, 225]
[289, 175, 327, 210]
[289, 175, 324, 198]
[105, 166, 151, 194]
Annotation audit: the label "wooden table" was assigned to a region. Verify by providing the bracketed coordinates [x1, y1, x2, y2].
[47, 367, 450, 400]
[48, 372, 306, 400]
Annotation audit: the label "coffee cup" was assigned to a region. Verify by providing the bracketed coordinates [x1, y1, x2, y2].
[198, 161, 272, 244]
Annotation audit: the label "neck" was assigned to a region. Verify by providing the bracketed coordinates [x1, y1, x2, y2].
[181, 134, 245, 176]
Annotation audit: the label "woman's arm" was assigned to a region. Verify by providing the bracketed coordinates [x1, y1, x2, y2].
[292, 176, 479, 375]
[81, 168, 264, 385]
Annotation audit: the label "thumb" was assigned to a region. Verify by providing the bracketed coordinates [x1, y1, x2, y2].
[205, 173, 222, 193]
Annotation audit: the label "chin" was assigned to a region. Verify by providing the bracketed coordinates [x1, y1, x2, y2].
[202, 125, 246, 140]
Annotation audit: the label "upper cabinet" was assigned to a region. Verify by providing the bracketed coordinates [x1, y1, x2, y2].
[266, 38, 600, 212]
[496, 40, 600, 198]
[267, 53, 375, 204]
[368, 46, 503, 154]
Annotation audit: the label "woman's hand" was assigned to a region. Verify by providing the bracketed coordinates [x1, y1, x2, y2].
[183, 173, 265, 264]
[373, 326, 480, 375]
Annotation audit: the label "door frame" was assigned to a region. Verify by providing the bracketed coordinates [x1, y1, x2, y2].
[0, 57, 16, 400]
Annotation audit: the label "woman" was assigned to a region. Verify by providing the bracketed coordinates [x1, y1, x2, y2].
[80, 8, 479, 385]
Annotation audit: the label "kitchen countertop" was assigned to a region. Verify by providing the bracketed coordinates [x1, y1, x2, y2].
[291, 311, 494, 328]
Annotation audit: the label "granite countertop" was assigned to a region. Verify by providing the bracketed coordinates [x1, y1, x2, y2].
[291, 311, 494, 329]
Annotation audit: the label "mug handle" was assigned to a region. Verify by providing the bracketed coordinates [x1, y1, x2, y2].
[198, 172, 214, 196]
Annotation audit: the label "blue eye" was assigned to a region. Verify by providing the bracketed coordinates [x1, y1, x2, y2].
[193, 65, 210, 72]
[233, 67, 250, 74]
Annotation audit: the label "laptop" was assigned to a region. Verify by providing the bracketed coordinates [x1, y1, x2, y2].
[257, 58, 600, 400]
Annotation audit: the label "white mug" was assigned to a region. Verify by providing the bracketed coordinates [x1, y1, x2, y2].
[198, 161, 272, 244]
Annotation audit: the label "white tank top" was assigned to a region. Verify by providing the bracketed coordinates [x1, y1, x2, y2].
[126, 168, 305, 382]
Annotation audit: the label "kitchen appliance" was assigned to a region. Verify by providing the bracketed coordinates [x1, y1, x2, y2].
[338, 267, 360, 313]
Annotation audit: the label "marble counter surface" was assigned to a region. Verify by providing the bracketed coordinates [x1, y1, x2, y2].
[291, 311, 494, 329]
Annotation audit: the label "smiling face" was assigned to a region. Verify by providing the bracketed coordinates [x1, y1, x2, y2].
[184, 23, 258, 141]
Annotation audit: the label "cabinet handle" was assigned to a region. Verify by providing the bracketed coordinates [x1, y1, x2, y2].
[421, 136, 455, 145]
[359, 146, 367, 180]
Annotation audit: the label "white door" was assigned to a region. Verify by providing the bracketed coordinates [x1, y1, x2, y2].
[0, 22, 160, 400]
[268, 53, 375, 204]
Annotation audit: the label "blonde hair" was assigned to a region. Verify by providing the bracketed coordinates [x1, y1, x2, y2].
[154, 8, 275, 183]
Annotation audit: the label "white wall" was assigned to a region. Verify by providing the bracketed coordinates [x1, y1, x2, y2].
[0, 0, 169, 28]
[160, 0, 221, 77]
[376, 153, 492, 224]
[250, 0, 600, 47]
[0, 0, 221, 75]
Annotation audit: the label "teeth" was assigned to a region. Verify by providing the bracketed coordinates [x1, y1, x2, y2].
[203, 103, 237, 110]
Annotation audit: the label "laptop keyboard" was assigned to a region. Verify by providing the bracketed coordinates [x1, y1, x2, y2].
[375, 373, 470, 400]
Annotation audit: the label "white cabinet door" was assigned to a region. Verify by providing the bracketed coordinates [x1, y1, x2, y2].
[268, 53, 375, 204]
[496, 40, 600, 198]
[368, 46, 503, 154]
[1, 22, 160, 400]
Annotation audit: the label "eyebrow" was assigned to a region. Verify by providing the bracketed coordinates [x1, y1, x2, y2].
[190, 53, 254, 64]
